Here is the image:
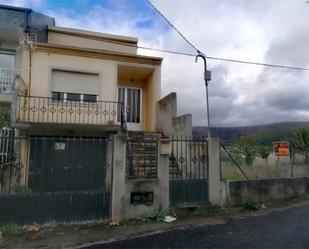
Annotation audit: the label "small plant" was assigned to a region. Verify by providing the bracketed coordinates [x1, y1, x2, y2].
[137, 204, 166, 224]
[0, 224, 26, 236]
[303, 192, 309, 200]
[244, 201, 258, 211]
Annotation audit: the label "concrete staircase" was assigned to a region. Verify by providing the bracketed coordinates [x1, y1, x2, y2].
[127, 132, 159, 178]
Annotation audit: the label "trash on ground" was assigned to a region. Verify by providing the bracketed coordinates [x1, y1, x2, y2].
[164, 215, 177, 223]
[27, 223, 41, 232]
[109, 220, 120, 226]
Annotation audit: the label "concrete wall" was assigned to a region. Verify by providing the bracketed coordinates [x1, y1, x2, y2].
[111, 135, 169, 220]
[157, 92, 192, 137]
[225, 178, 309, 206]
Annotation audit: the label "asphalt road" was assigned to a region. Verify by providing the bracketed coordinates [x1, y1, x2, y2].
[82, 204, 309, 249]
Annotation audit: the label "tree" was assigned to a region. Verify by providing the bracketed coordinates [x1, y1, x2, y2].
[0, 107, 10, 128]
[293, 128, 309, 166]
[257, 144, 271, 166]
[232, 135, 257, 166]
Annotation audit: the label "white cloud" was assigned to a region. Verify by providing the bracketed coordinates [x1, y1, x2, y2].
[3, 0, 309, 127]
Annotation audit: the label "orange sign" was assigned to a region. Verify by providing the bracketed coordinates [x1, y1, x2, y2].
[273, 141, 289, 156]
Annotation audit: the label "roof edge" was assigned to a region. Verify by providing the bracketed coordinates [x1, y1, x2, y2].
[48, 26, 138, 45]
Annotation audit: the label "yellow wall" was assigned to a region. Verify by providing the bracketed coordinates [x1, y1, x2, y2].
[19, 50, 161, 131]
[48, 32, 137, 55]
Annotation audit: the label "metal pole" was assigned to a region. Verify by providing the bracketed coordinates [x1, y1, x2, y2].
[195, 52, 211, 138]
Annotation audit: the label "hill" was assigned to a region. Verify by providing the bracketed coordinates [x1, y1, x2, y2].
[193, 121, 309, 145]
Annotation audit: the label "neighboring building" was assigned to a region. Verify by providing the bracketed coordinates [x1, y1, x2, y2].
[0, 4, 54, 101]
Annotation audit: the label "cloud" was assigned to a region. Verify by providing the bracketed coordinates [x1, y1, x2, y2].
[2, 0, 309, 127]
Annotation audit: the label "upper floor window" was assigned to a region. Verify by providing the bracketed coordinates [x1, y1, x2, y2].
[51, 70, 99, 98]
[0, 52, 15, 70]
[52, 92, 97, 103]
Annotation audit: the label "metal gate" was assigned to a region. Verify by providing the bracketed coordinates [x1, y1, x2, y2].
[0, 136, 112, 224]
[169, 136, 208, 206]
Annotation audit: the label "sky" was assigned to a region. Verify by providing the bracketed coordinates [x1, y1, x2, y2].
[1, 0, 309, 127]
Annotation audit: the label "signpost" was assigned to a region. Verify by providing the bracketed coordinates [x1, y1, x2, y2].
[273, 141, 293, 177]
[273, 141, 289, 157]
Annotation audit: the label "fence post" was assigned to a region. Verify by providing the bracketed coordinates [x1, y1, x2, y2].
[208, 137, 222, 206]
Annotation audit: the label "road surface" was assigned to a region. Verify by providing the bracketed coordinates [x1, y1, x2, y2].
[82, 204, 309, 248]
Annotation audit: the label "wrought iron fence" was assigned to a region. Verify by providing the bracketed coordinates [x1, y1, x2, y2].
[126, 133, 159, 178]
[169, 136, 208, 180]
[0, 68, 17, 94]
[0, 135, 112, 224]
[16, 95, 123, 126]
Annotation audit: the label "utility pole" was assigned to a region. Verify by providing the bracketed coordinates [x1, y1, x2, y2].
[195, 52, 212, 138]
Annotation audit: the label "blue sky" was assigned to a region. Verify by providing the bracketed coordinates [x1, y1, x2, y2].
[2, 0, 309, 127]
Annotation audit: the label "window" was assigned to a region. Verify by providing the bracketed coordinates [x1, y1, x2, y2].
[52, 92, 98, 103]
[66, 93, 81, 102]
[52, 92, 64, 101]
[118, 87, 141, 124]
[0, 53, 15, 69]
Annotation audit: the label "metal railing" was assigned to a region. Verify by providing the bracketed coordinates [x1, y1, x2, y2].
[16, 95, 124, 126]
[0, 68, 18, 94]
[169, 136, 208, 180]
[126, 133, 159, 178]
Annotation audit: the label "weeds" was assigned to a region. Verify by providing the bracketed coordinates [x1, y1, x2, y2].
[244, 201, 258, 211]
[0, 224, 26, 236]
[137, 204, 166, 224]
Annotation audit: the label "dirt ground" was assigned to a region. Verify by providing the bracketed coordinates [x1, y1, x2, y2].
[1, 199, 309, 249]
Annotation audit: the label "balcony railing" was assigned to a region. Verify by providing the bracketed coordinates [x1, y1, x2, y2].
[0, 68, 18, 94]
[16, 95, 123, 126]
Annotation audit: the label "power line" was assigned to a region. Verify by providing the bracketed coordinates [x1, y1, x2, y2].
[144, 1, 309, 71]
[138, 45, 309, 71]
[146, 0, 200, 53]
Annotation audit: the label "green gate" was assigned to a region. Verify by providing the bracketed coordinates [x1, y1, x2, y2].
[0, 136, 111, 224]
[169, 136, 208, 206]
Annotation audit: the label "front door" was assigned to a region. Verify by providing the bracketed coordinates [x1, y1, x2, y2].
[118, 87, 142, 131]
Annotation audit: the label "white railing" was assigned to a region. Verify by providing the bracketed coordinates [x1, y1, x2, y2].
[0, 68, 18, 94]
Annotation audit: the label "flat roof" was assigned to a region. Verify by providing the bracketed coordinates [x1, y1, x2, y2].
[48, 26, 138, 45]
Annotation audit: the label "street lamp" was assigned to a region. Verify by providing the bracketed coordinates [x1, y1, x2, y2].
[195, 52, 212, 138]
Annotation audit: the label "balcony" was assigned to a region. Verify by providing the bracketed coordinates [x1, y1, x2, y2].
[0, 68, 18, 105]
[0, 68, 16, 94]
[15, 95, 123, 129]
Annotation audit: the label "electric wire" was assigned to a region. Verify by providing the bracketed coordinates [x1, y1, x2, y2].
[144, 0, 309, 71]
[138, 45, 309, 71]
[146, 0, 200, 53]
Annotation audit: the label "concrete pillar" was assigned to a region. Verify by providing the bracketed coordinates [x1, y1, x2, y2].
[111, 134, 126, 221]
[111, 135, 170, 221]
[158, 152, 169, 212]
[208, 137, 222, 206]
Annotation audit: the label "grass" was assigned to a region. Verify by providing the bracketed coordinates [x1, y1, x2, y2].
[0, 224, 26, 236]
[223, 175, 247, 181]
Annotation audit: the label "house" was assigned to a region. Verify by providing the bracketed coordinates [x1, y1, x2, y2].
[0, 4, 203, 224]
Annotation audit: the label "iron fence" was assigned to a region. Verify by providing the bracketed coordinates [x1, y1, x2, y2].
[16, 95, 123, 126]
[0, 135, 112, 224]
[126, 133, 159, 178]
[169, 136, 209, 206]
[169, 136, 208, 180]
